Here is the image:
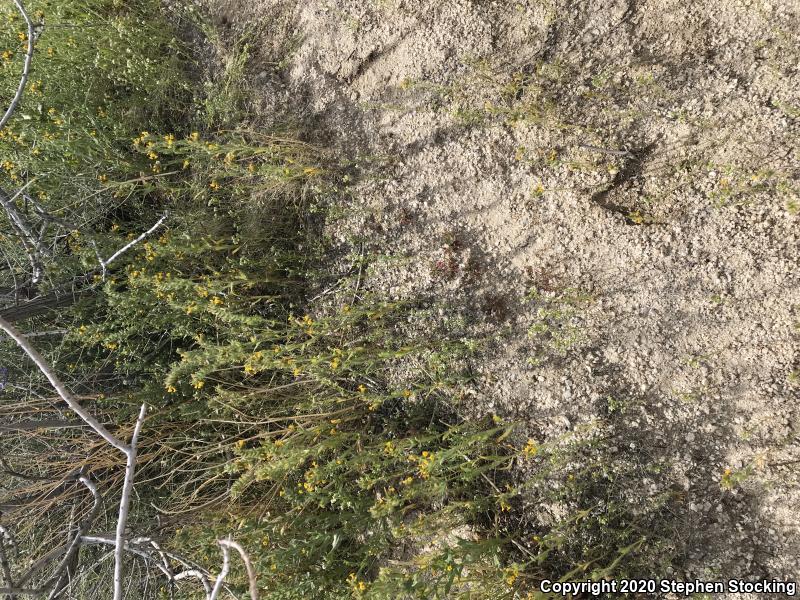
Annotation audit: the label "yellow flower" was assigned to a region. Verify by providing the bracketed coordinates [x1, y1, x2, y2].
[166, 385, 177, 394]
[330, 357, 340, 370]
[182, 159, 190, 169]
[192, 380, 205, 390]
[211, 296, 223, 306]
[401, 476, 413, 486]
[358, 384, 366, 394]
[209, 180, 220, 190]
[190, 131, 200, 141]
[148, 151, 158, 160]
[2, 50, 13, 61]
[504, 565, 519, 586]
[522, 439, 538, 458]
[402, 389, 412, 398]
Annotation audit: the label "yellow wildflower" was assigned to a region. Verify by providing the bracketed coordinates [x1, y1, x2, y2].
[522, 439, 538, 458]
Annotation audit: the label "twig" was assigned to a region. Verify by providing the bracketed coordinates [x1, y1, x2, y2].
[0, 316, 126, 453]
[0, 317, 150, 600]
[216, 540, 258, 600]
[80, 536, 212, 597]
[0, 0, 37, 131]
[0, 186, 47, 285]
[113, 404, 147, 600]
[208, 542, 231, 600]
[99, 213, 168, 280]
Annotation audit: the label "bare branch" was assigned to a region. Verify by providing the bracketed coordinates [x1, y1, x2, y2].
[217, 540, 258, 600]
[208, 542, 231, 600]
[79, 536, 212, 596]
[0, 0, 37, 131]
[99, 213, 168, 279]
[0, 316, 127, 453]
[113, 404, 146, 600]
[0, 186, 47, 285]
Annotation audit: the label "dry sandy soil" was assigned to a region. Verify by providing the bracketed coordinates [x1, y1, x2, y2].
[203, 0, 799, 595]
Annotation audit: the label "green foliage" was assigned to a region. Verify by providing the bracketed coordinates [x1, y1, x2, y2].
[0, 0, 191, 207]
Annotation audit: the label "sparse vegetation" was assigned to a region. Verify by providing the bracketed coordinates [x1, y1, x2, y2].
[2, 0, 798, 598]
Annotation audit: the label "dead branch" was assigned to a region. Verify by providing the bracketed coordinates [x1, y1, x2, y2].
[0, 317, 148, 600]
[113, 404, 146, 600]
[0, 316, 126, 453]
[0, 0, 37, 131]
[0, 186, 47, 286]
[98, 213, 168, 280]
[216, 539, 259, 600]
[207, 542, 230, 600]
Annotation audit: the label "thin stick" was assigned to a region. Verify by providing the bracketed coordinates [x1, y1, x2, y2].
[0, 0, 36, 131]
[113, 404, 147, 600]
[100, 213, 168, 279]
[0, 316, 126, 453]
[217, 540, 258, 600]
[208, 542, 231, 600]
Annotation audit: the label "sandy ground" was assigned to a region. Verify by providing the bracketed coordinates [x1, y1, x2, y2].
[205, 0, 799, 593]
